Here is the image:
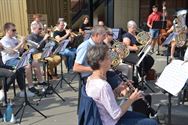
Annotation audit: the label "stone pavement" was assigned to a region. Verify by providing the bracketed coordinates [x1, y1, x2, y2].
[1, 48, 187, 125]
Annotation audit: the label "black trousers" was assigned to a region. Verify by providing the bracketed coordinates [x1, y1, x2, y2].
[0, 67, 25, 91]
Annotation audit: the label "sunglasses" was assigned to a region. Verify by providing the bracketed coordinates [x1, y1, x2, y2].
[12, 29, 16, 32]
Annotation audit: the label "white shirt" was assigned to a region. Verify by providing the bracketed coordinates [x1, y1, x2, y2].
[86, 78, 122, 125]
[184, 47, 188, 61]
[0, 36, 19, 64]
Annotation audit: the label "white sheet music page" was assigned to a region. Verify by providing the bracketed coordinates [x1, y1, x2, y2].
[155, 60, 188, 96]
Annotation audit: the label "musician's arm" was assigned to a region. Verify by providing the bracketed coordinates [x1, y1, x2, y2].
[123, 37, 138, 51]
[13, 37, 25, 51]
[147, 16, 152, 29]
[73, 63, 93, 73]
[73, 45, 93, 73]
[167, 26, 174, 34]
[54, 30, 70, 43]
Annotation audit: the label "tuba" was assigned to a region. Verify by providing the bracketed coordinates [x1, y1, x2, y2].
[174, 10, 187, 47]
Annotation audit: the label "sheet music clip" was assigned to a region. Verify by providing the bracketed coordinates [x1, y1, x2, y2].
[53, 39, 70, 55]
[152, 21, 167, 29]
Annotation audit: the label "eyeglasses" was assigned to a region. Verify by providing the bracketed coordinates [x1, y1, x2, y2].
[108, 33, 113, 36]
[38, 28, 42, 30]
[12, 29, 16, 32]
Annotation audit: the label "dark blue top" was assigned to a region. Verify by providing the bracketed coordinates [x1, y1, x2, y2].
[122, 32, 138, 45]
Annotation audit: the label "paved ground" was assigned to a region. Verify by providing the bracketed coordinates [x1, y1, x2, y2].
[0, 47, 187, 125]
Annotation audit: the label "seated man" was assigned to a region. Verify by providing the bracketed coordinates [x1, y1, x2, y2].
[0, 43, 34, 97]
[53, 18, 76, 73]
[0, 22, 45, 96]
[28, 22, 62, 79]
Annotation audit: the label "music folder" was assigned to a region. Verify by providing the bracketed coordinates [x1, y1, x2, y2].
[152, 21, 167, 29]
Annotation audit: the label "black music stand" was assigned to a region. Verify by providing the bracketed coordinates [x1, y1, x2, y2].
[37, 45, 65, 103]
[152, 21, 167, 29]
[14, 51, 47, 124]
[136, 44, 155, 93]
[53, 40, 77, 92]
[152, 21, 167, 55]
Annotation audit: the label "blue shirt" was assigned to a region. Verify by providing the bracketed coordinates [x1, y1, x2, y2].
[75, 38, 95, 77]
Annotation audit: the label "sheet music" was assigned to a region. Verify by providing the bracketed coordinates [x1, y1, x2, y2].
[27, 40, 39, 48]
[53, 39, 69, 54]
[155, 60, 188, 96]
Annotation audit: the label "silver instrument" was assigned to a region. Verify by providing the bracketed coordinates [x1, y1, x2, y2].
[175, 9, 187, 47]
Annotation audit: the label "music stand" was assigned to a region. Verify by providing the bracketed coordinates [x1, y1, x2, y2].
[136, 41, 155, 92]
[37, 45, 65, 103]
[112, 28, 120, 40]
[152, 21, 167, 29]
[155, 60, 188, 125]
[14, 51, 47, 124]
[53, 40, 77, 92]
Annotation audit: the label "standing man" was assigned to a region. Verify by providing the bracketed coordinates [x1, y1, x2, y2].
[73, 25, 107, 83]
[147, 5, 162, 52]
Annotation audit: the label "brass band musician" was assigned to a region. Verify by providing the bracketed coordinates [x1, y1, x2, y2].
[123, 20, 154, 78]
[53, 18, 76, 73]
[0, 22, 46, 96]
[28, 22, 62, 79]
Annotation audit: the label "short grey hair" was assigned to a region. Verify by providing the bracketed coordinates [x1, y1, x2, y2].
[87, 44, 109, 70]
[31, 22, 42, 31]
[91, 25, 107, 36]
[127, 20, 137, 29]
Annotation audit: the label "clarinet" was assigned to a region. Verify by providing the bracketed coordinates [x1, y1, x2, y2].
[114, 70, 157, 118]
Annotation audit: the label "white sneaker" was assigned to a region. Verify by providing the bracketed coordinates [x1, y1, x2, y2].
[0, 89, 5, 101]
[19, 90, 35, 97]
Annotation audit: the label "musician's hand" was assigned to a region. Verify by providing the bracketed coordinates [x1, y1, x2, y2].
[20, 36, 26, 44]
[66, 29, 71, 35]
[43, 34, 50, 41]
[128, 89, 143, 102]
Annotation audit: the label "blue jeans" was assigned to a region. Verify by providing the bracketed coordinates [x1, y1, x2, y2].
[149, 29, 159, 39]
[116, 111, 158, 125]
[59, 48, 76, 71]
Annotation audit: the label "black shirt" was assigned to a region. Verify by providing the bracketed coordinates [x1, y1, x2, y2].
[80, 23, 90, 31]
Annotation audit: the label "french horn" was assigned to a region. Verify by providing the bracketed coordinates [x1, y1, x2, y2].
[136, 31, 151, 45]
[109, 41, 130, 68]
